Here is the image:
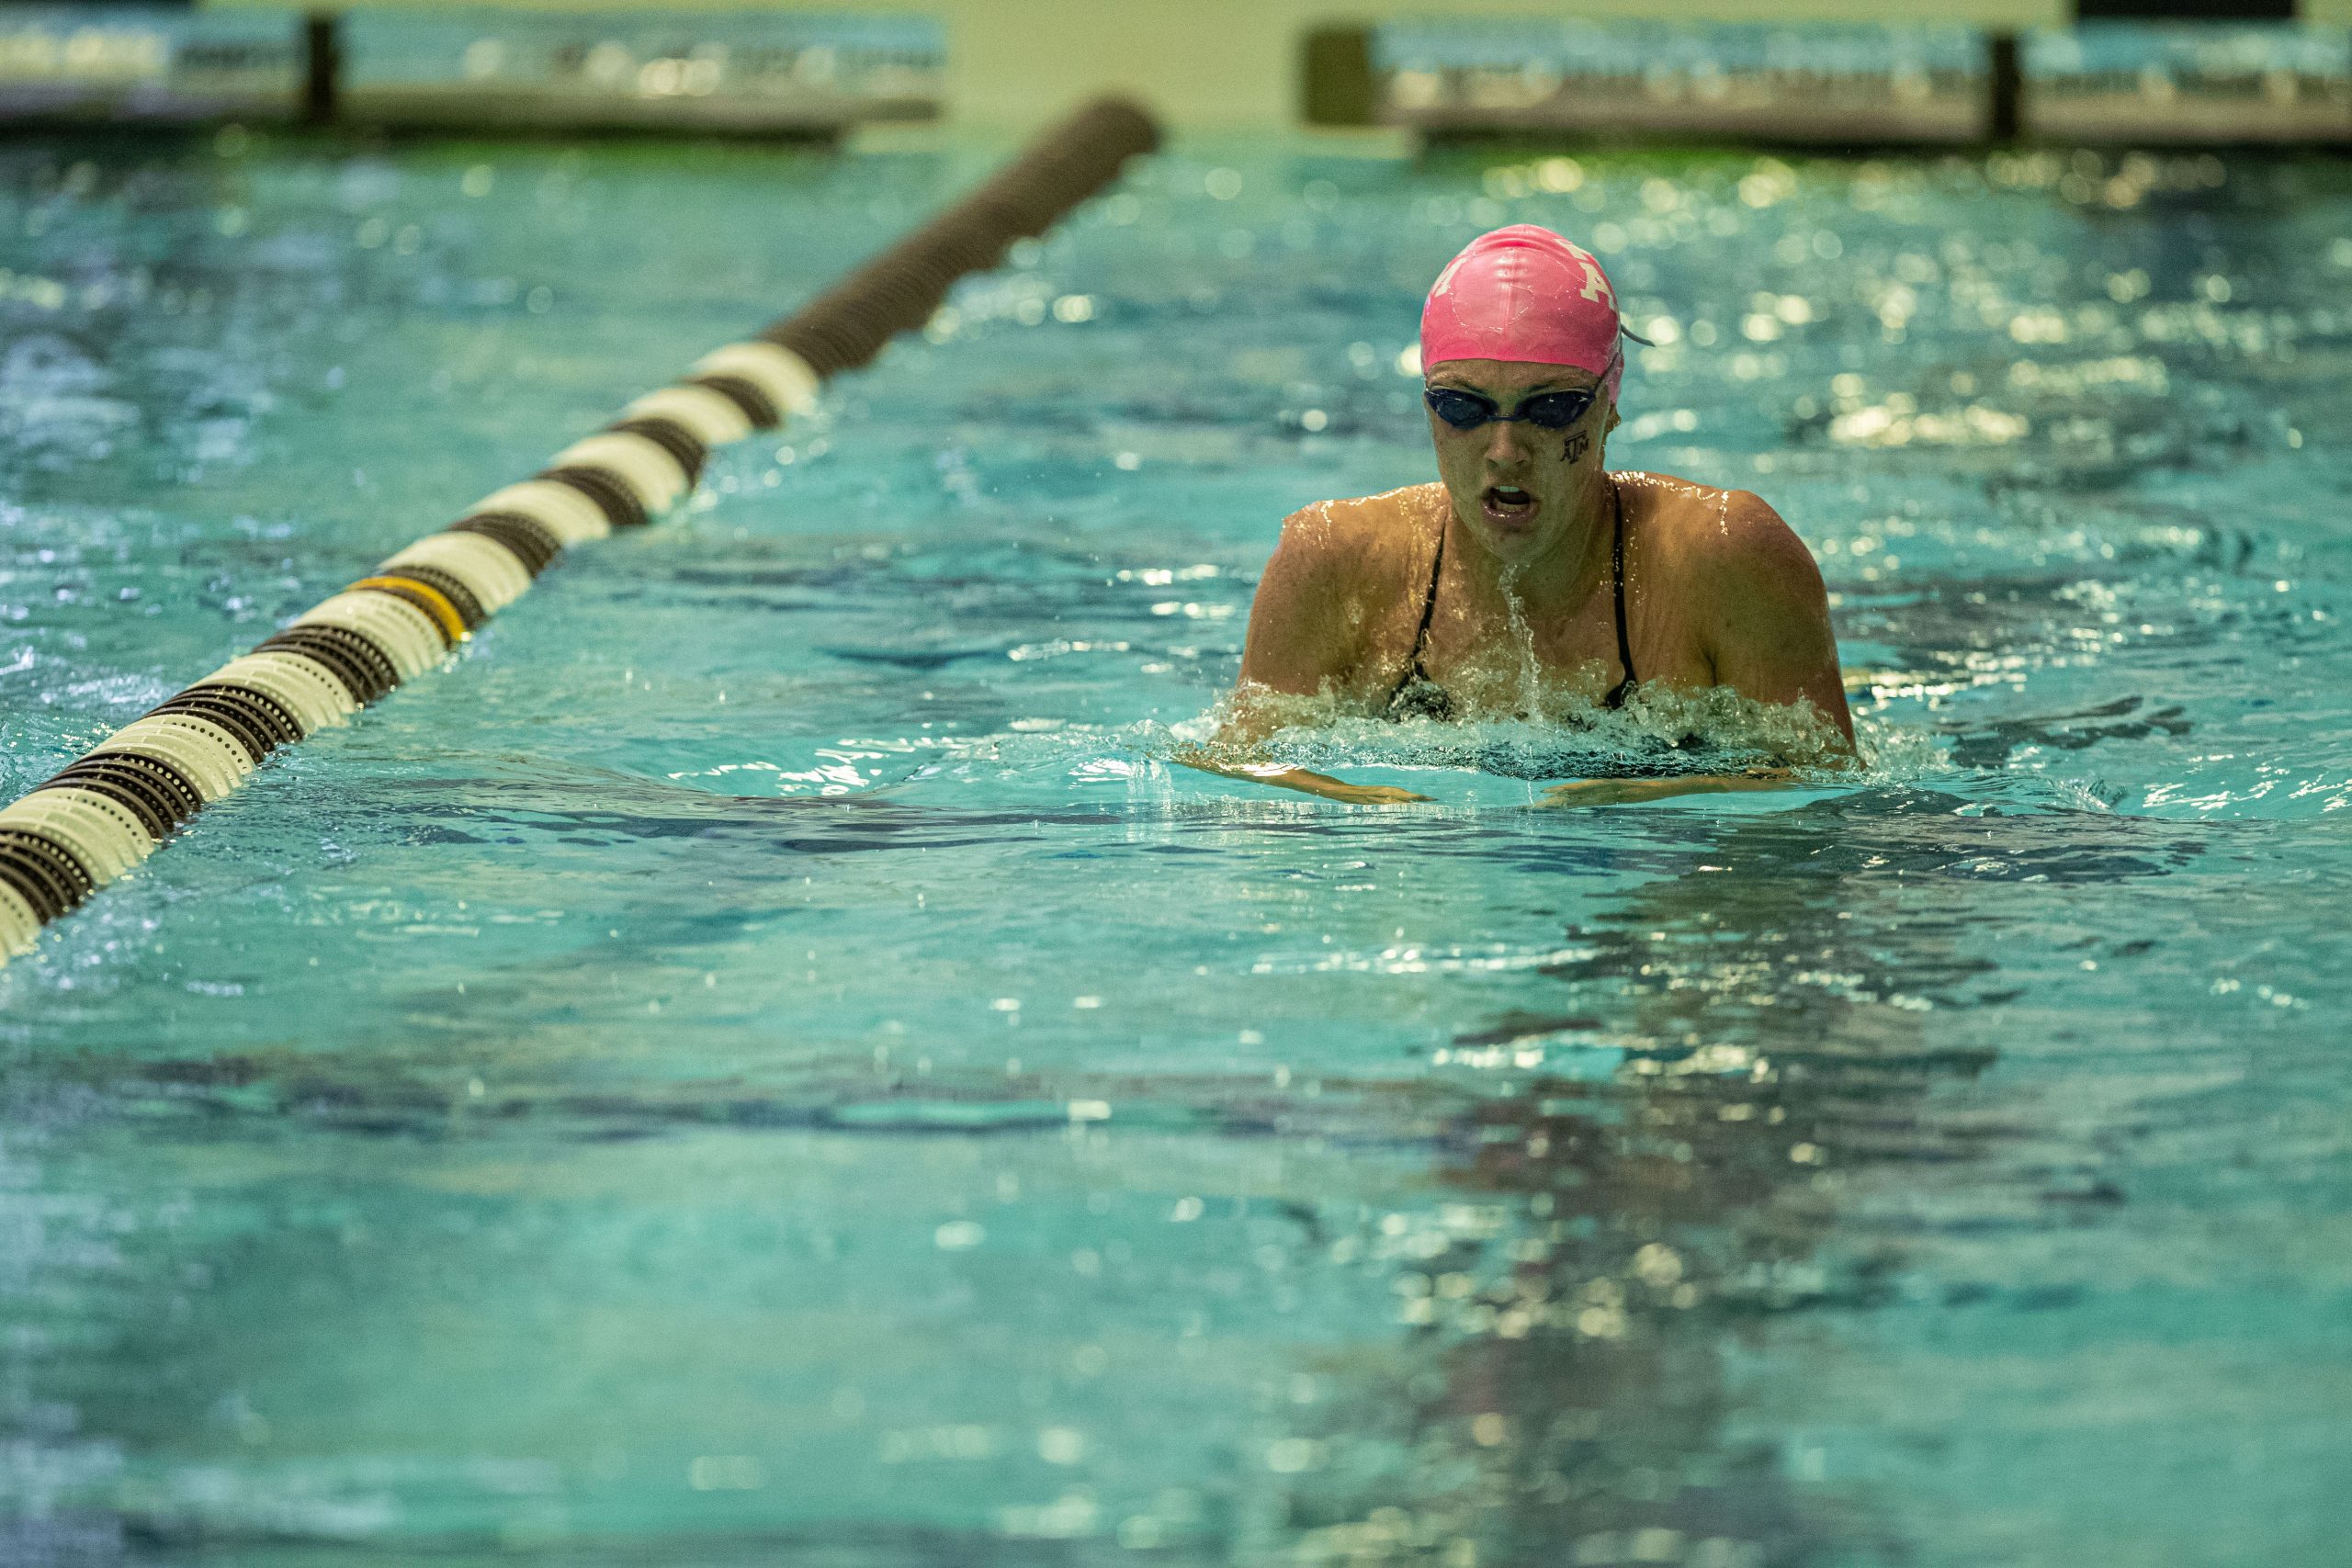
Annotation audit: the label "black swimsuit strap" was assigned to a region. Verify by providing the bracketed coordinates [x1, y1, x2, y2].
[1388, 488, 1633, 715]
[1603, 481, 1636, 709]
[1390, 519, 1446, 704]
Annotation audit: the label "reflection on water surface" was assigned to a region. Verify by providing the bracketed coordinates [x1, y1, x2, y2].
[0, 135, 2347, 1566]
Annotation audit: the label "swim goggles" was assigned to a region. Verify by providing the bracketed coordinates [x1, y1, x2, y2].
[1422, 383, 1601, 432]
[1422, 340, 1631, 432]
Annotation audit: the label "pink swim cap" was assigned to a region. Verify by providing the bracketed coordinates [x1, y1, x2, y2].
[1419, 225, 1623, 402]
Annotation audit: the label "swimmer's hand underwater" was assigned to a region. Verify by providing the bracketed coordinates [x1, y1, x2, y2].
[1174, 748, 1432, 807]
[1531, 767, 1793, 809]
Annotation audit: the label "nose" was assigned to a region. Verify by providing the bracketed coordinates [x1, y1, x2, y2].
[1482, 416, 1532, 468]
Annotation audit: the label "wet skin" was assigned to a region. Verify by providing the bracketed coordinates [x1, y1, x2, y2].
[1200, 358, 1855, 806]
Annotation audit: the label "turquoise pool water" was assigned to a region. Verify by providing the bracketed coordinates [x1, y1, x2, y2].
[1, 131, 2347, 1565]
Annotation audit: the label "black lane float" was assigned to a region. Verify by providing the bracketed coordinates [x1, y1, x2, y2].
[0, 96, 1161, 962]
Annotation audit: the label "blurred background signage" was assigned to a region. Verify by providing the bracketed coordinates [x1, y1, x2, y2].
[2024, 23, 2352, 144]
[1374, 21, 1991, 145]
[0, 6, 301, 123]
[339, 10, 942, 133]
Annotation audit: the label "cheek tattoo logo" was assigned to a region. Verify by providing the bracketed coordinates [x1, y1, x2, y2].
[1563, 431, 1590, 464]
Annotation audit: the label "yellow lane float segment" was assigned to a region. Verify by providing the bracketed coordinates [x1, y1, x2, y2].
[376, 567, 489, 632]
[200, 653, 358, 732]
[624, 384, 753, 448]
[551, 432, 694, 515]
[293, 592, 446, 682]
[692, 341, 821, 419]
[469, 479, 612, 547]
[94, 715, 254, 801]
[350, 576, 469, 647]
[0, 791, 155, 882]
[0, 99, 1163, 963]
[381, 532, 535, 612]
[0, 879, 40, 956]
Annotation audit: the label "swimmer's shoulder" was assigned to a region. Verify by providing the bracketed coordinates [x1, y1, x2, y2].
[1272, 483, 1444, 600]
[1247, 486, 1442, 687]
[1614, 469, 1829, 629]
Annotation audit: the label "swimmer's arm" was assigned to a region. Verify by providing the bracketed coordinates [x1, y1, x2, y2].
[1178, 749, 1431, 807]
[1536, 493, 1852, 810]
[1695, 490, 1855, 748]
[1177, 508, 1432, 807]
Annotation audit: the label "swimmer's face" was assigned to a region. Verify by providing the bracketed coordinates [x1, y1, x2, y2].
[1424, 358, 1618, 565]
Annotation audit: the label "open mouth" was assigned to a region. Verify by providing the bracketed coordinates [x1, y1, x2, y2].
[1482, 484, 1537, 524]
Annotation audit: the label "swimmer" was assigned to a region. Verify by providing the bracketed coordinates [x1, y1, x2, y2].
[1191, 224, 1853, 807]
